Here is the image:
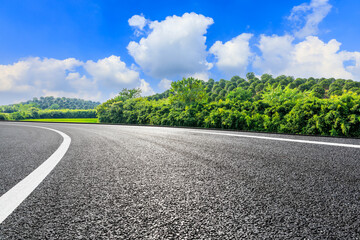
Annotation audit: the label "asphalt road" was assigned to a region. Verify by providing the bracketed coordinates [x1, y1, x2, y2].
[0, 122, 359, 239]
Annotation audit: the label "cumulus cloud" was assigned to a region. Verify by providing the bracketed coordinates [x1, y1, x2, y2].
[0, 56, 150, 105]
[251, 0, 360, 81]
[341, 51, 360, 81]
[128, 14, 147, 30]
[85, 55, 140, 87]
[0, 60, 31, 92]
[66, 72, 96, 91]
[3, 5, 360, 106]
[127, 12, 214, 79]
[0, 57, 82, 94]
[158, 78, 172, 90]
[288, 0, 332, 38]
[209, 33, 253, 76]
[139, 79, 155, 96]
[253, 35, 360, 80]
[187, 72, 210, 81]
[41, 89, 102, 102]
[253, 34, 295, 75]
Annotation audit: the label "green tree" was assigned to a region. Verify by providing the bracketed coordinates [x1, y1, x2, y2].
[49, 103, 60, 109]
[261, 74, 273, 83]
[0, 113, 8, 121]
[255, 83, 265, 92]
[343, 81, 358, 91]
[96, 74, 360, 137]
[115, 88, 142, 101]
[246, 72, 255, 80]
[170, 77, 208, 106]
[329, 83, 343, 96]
[311, 85, 326, 98]
[319, 79, 332, 90]
[227, 87, 253, 102]
[29, 107, 40, 119]
[298, 83, 311, 91]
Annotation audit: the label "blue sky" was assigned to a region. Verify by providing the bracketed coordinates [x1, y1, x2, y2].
[0, 0, 360, 105]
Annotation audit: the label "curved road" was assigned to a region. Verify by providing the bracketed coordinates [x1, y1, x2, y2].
[0, 122, 359, 239]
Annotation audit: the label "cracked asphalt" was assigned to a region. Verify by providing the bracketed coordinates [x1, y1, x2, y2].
[0, 122, 359, 239]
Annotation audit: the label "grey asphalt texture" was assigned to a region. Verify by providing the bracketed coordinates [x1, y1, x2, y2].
[0, 124, 62, 196]
[0, 122, 359, 239]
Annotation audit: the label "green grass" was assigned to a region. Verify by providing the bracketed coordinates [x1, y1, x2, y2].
[22, 118, 99, 123]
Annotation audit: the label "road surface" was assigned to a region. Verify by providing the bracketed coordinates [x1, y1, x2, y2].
[0, 122, 359, 239]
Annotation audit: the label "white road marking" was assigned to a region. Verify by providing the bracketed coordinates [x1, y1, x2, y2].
[98, 124, 360, 148]
[186, 130, 360, 148]
[0, 123, 71, 224]
[94, 124, 360, 148]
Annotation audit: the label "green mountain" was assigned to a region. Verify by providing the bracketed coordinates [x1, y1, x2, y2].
[0, 96, 100, 113]
[0, 96, 100, 121]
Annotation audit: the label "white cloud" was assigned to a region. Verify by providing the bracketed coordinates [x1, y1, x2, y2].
[341, 51, 360, 81]
[127, 12, 214, 79]
[41, 89, 102, 102]
[0, 55, 149, 105]
[253, 34, 295, 75]
[158, 78, 172, 90]
[288, 0, 332, 38]
[139, 79, 155, 96]
[187, 72, 210, 81]
[85, 55, 140, 87]
[128, 14, 147, 30]
[254, 35, 360, 80]
[0, 57, 82, 94]
[66, 72, 96, 90]
[209, 33, 253, 76]
[3, 7, 360, 106]
[252, 1, 360, 81]
[0, 60, 31, 92]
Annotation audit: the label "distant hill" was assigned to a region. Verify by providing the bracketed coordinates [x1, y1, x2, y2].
[0, 96, 100, 113]
[23, 96, 101, 110]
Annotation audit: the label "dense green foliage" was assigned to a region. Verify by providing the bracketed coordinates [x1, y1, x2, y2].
[37, 109, 97, 119]
[0, 113, 9, 121]
[0, 97, 99, 120]
[97, 74, 360, 137]
[4, 109, 96, 120]
[22, 118, 98, 123]
[21, 96, 99, 110]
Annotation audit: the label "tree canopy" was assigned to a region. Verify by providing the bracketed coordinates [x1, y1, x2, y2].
[0, 97, 99, 120]
[170, 77, 207, 106]
[97, 74, 360, 137]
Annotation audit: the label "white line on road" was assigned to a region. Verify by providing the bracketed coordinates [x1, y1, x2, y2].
[186, 130, 360, 148]
[0, 123, 71, 224]
[99, 124, 360, 148]
[104, 124, 360, 148]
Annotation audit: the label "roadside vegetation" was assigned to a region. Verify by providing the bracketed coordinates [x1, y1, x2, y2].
[22, 118, 99, 123]
[2, 73, 360, 138]
[97, 73, 360, 137]
[0, 97, 99, 121]
[1, 96, 100, 111]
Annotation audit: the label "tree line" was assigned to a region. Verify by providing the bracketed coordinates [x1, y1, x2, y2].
[0, 97, 99, 120]
[0, 109, 96, 121]
[97, 74, 360, 137]
[0, 96, 100, 113]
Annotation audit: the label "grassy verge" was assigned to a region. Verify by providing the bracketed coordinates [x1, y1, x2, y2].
[22, 118, 99, 123]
